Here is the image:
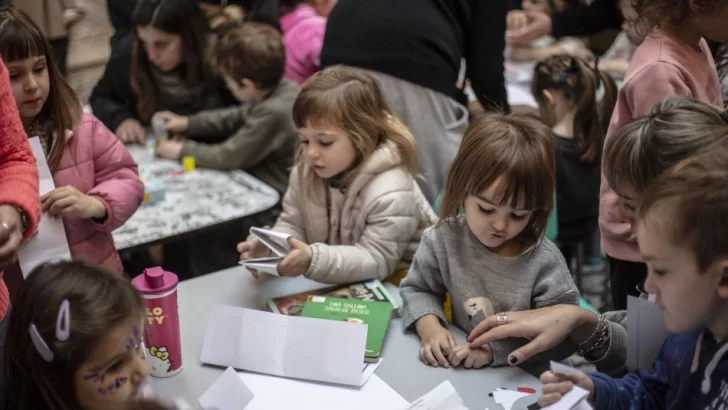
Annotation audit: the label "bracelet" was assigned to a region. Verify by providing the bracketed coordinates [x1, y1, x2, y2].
[577, 313, 610, 356]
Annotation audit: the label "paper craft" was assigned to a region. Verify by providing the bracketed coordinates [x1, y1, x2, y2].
[17, 137, 72, 277]
[403, 381, 469, 410]
[491, 388, 533, 410]
[537, 386, 591, 410]
[627, 295, 670, 372]
[239, 227, 293, 276]
[200, 305, 367, 386]
[550, 361, 583, 378]
[198, 367, 254, 410]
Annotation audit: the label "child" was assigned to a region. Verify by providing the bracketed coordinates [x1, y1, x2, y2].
[600, 0, 728, 311]
[278, 0, 335, 84]
[154, 22, 298, 195]
[507, 0, 593, 62]
[237, 66, 436, 284]
[538, 149, 728, 410]
[4, 261, 149, 410]
[531, 54, 617, 265]
[598, 0, 649, 79]
[400, 113, 579, 369]
[0, 7, 144, 274]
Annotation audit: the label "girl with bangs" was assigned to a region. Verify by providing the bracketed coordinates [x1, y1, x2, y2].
[237, 66, 436, 284]
[0, 7, 143, 274]
[400, 113, 579, 369]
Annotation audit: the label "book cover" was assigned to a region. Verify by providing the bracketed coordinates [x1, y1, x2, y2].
[301, 296, 393, 361]
[266, 279, 399, 317]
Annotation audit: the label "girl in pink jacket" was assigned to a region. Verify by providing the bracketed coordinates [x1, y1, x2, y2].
[0, 7, 144, 274]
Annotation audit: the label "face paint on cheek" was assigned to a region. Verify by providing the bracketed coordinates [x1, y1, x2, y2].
[97, 377, 128, 396]
[83, 366, 106, 383]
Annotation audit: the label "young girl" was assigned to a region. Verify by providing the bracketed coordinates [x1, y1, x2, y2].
[0, 7, 144, 273]
[4, 261, 149, 410]
[237, 66, 436, 284]
[90, 0, 237, 143]
[598, 0, 648, 79]
[532, 54, 617, 264]
[600, 0, 728, 310]
[400, 113, 579, 369]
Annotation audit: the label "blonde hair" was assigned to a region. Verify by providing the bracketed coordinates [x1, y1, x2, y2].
[292, 66, 418, 187]
[637, 148, 728, 272]
[440, 113, 555, 247]
[604, 96, 728, 195]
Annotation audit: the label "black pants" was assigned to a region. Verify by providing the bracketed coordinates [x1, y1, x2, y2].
[49, 36, 70, 76]
[607, 255, 647, 310]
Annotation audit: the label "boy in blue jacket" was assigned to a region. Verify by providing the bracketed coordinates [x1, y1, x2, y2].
[537, 150, 728, 410]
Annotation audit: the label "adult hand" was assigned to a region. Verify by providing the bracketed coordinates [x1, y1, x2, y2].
[0, 205, 23, 268]
[507, 10, 529, 32]
[41, 186, 107, 220]
[466, 305, 596, 365]
[538, 370, 595, 407]
[506, 10, 552, 46]
[155, 140, 184, 160]
[448, 343, 493, 369]
[116, 119, 146, 144]
[152, 111, 190, 134]
[416, 315, 456, 368]
[277, 237, 312, 277]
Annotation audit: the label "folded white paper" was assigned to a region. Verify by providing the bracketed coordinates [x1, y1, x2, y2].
[404, 381, 468, 410]
[238, 372, 407, 410]
[550, 361, 583, 378]
[627, 296, 670, 372]
[17, 137, 72, 277]
[198, 367, 254, 410]
[539, 386, 591, 410]
[200, 305, 367, 386]
[239, 228, 294, 276]
[492, 388, 532, 410]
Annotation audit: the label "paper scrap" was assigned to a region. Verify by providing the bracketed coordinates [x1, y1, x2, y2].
[627, 296, 669, 372]
[538, 386, 590, 410]
[198, 367, 254, 410]
[200, 305, 367, 386]
[361, 358, 382, 385]
[550, 361, 583, 378]
[403, 380, 468, 410]
[17, 137, 71, 277]
[238, 372, 407, 410]
[491, 388, 532, 410]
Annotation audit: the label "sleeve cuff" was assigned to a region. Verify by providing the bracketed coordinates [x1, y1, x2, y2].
[303, 243, 323, 281]
[87, 194, 115, 231]
[402, 309, 448, 333]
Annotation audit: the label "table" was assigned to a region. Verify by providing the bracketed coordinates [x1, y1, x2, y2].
[151, 266, 542, 409]
[113, 146, 280, 251]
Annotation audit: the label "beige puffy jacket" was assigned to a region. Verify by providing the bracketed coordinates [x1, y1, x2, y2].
[272, 141, 437, 284]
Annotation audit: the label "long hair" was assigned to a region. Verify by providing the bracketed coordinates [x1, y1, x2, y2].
[0, 6, 81, 172]
[4, 261, 144, 410]
[532, 54, 618, 163]
[131, 0, 212, 123]
[440, 113, 555, 247]
[292, 66, 419, 187]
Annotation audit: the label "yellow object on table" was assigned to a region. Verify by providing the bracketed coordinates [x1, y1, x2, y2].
[183, 156, 196, 172]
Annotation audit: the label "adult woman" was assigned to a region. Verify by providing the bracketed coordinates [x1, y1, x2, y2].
[90, 0, 237, 143]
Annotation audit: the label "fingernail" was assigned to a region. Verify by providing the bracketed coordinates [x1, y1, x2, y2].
[509, 355, 518, 365]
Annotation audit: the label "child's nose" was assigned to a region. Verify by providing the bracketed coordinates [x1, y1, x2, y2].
[24, 76, 38, 92]
[129, 351, 150, 384]
[644, 272, 657, 295]
[306, 144, 319, 158]
[492, 216, 507, 231]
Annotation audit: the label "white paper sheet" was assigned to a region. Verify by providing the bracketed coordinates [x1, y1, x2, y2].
[539, 386, 590, 410]
[17, 137, 71, 277]
[627, 296, 670, 372]
[403, 381, 468, 410]
[361, 358, 382, 385]
[238, 372, 407, 410]
[198, 367, 254, 410]
[200, 305, 367, 386]
[550, 361, 583, 378]
[492, 388, 532, 410]
[506, 84, 538, 108]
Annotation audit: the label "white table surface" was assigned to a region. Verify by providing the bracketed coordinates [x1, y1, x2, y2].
[113, 146, 279, 251]
[150, 266, 542, 409]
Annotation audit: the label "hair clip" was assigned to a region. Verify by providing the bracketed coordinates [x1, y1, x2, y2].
[556, 68, 577, 83]
[720, 110, 728, 125]
[29, 299, 71, 362]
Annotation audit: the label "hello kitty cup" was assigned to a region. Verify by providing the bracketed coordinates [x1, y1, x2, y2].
[132, 267, 182, 377]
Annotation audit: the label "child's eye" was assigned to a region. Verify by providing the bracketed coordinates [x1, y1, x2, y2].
[510, 213, 528, 220]
[33, 66, 45, 73]
[8, 73, 19, 81]
[651, 268, 667, 277]
[478, 206, 494, 214]
[107, 359, 124, 373]
[319, 141, 333, 147]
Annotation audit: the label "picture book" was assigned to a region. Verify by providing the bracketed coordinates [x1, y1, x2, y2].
[266, 279, 399, 317]
[301, 296, 393, 362]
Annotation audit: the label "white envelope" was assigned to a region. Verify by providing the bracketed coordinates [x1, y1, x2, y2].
[627, 295, 670, 372]
[239, 227, 293, 276]
[199, 305, 367, 386]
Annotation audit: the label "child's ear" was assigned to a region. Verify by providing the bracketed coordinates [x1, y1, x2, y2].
[542, 89, 556, 107]
[716, 258, 728, 299]
[240, 78, 256, 90]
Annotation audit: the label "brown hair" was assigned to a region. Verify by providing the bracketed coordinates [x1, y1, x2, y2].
[440, 113, 555, 247]
[292, 66, 418, 187]
[532, 54, 618, 163]
[0, 6, 82, 172]
[209, 22, 285, 89]
[637, 149, 728, 271]
[604, 96, 728, 196]
[4, 261, 144, 410]
[131, 0, 213, 123]
[632, 0, 728, 30]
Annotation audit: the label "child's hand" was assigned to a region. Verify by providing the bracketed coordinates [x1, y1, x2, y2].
[507, 10, 528, 31]
[156, 140, 184, 160]
[416, 315, 457, 367]
[152, 111, 190, 134]
[41, 186, 106, 220]
[116, 119, 146, 144]
[538, 370, 595, 407]
[237, 236, 271, 279]
[277, 237, 312, 277]
[448, 343, 493, 369]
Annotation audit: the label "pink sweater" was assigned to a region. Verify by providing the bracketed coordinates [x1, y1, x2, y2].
[599, 28, 723, 262]
[280, 4, 326, 85]
[54, 112, 144, 273]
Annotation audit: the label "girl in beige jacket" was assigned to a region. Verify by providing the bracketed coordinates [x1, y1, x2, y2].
[238, 66, 437, 284]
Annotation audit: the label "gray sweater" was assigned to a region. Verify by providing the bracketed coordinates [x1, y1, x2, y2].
[400, 216, 580, 366]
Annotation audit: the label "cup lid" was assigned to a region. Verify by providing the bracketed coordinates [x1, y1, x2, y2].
[131, 267, 178, 294]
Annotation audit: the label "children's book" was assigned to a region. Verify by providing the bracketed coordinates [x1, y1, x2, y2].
[301, 296, 393, 362]
[266, 279, 400, 318]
